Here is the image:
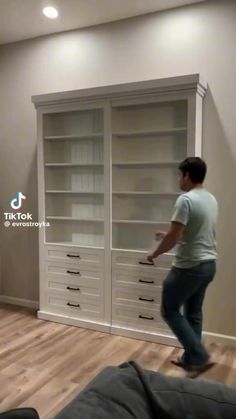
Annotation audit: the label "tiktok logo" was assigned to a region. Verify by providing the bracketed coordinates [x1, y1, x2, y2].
[4, 192, 49, 229]
[9, 192, 26, 210]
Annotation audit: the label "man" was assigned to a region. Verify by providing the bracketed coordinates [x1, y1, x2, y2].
[147, 157, 218, 377]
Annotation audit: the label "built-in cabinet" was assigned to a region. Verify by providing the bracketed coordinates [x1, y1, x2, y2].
[33, 74, 207, 344]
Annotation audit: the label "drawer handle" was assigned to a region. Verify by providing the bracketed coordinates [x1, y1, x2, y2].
[139, 297, 154, 302]
[139, 279, 154, 284]
[67, 286, 80, 291]
[139, 261, 154, 266]
[67, 254, 80, 258]
[67, 302, 80, 308]
[67, 270, 80, 275]
[139, 314, 154, 321]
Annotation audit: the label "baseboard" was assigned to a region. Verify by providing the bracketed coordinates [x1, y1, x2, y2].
[203, 331, 236, 347]
[111, 325, 181, 347]
[111, 327, 236, 348]
[0, 295, 39, 309]
[38, 310, 111, 333]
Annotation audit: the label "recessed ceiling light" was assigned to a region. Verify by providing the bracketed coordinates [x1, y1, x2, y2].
[43, 6, 58, 19]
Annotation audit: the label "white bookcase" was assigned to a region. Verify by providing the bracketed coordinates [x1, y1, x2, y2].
[33, 74, 207, 344]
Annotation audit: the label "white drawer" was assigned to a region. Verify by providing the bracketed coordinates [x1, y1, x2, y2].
[45, 261, 103, 281]
[47, 276, 102, 298]
[112, 250, 173, 271]
[44, 261, 103, 295]
[46, 289, 102, 304]
[44, 292, 104, 320]
[44, 245, 103, 267]
[45, 262, 103, 296]
[112, 303, 168, 333]
[112, 265, 168, 287]
[112, 284, 161, 308]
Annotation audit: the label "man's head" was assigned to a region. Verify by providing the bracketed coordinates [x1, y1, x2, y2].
[178, 157, 207, 191]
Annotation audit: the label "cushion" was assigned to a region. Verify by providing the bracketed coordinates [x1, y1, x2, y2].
[55, 361, 236, 419]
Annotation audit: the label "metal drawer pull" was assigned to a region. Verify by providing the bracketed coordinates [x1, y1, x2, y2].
[67, 286, 80, 291]
[139, 297, 154, 302]
[139, 261, 154, 266]
[66, 270, 80, 275]
[139, 314, 154, 320]
[67, 254, 80, 258]
[139, 279, 154, 284]
[67, 302, 80, 308]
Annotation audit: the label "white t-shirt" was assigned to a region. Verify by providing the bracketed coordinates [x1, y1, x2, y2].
[171, 188, 218, 268]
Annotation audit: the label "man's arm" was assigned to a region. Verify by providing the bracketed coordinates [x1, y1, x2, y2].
[147, 222, 185, 261]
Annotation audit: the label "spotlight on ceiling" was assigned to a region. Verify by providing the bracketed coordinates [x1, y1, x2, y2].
[42, 6, 58, 19]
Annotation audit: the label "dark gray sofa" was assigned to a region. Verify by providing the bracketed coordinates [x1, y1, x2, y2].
[0, 409, 39, 419]
[55, 361, 236, 419]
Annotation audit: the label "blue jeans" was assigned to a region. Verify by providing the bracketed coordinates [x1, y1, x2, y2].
[161, 260, 216, 367]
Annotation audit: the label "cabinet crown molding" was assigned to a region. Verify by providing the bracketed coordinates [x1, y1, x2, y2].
[32, 74, 207, 108]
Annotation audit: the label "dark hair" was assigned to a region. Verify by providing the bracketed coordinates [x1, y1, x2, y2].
[179, 157, 207, 183]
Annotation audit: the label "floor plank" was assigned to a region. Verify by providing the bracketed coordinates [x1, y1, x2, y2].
[0, 304, 236, 418]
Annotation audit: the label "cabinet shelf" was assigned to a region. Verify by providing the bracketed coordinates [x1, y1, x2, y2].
[112, 191, 180, 196]
[113, 220, 169, 225]
[44, 134, 104, 141]
[45, 190, 103, 194]
[112, 247, 174, 255]
[46, 216, 104, 222]
[45, 163, 103, 167]
[112, 161, 180, 167]
[112, 128, 187, 138]
[46, 241, 104, 249]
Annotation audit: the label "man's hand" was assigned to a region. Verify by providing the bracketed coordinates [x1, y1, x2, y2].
[146, 222, 185, 263]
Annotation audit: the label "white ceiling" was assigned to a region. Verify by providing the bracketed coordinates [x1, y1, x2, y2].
[0, 0, 207, 45]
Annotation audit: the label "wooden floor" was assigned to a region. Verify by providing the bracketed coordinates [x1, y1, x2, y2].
[0, 304, 236, 418]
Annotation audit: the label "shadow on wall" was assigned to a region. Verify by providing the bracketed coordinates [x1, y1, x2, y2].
[203, 87, 236, 336]
[1, 147, 39, 302]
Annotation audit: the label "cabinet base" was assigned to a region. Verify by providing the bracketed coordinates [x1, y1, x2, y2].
[37, 309, 180, 346]
[37, 310, 110, 333]
[111, 325, 180, 347]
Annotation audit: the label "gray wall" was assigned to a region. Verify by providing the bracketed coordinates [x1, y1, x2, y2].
[0, 0, 235, 336]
